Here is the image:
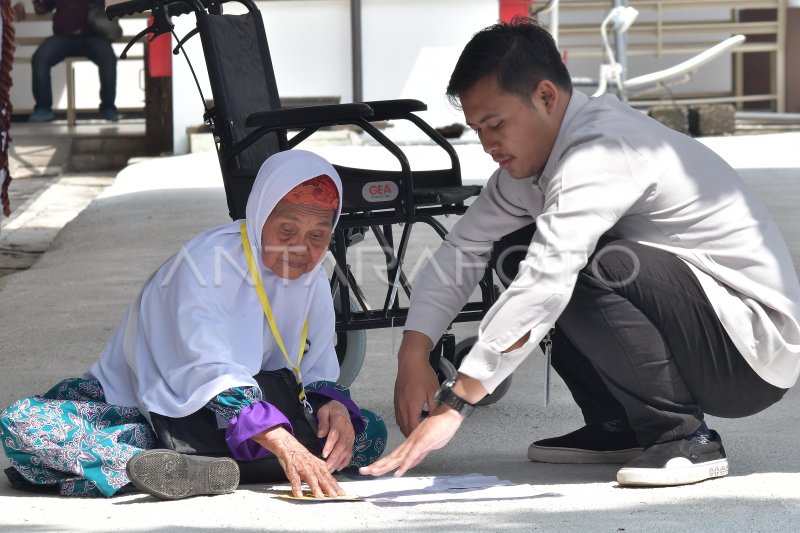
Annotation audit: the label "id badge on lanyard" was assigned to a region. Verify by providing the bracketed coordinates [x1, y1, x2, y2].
[240, 222, 312, 413]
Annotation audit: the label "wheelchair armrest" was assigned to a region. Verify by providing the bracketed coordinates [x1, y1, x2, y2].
[244, 103, 373, 129]
[361, 99, 427, 121]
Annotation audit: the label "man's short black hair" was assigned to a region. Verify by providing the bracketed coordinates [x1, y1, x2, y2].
[446, 16, 572, 109]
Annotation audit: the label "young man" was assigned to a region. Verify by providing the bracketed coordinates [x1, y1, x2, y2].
[360, 18, 800, 487]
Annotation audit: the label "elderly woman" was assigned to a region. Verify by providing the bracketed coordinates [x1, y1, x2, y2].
[0, 150, 386, 499]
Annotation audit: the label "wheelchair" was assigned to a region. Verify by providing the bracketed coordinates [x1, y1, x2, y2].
[108, 0, 514, 404]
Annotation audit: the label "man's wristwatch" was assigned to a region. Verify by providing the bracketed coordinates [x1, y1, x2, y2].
[434, 378, 476, 418]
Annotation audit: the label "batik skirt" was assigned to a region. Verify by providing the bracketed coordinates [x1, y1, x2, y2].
[1, 377, 386, 497]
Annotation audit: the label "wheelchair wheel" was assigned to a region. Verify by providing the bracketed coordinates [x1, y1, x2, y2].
[333, 291, 367, 388]
[452, 336, 512, 406]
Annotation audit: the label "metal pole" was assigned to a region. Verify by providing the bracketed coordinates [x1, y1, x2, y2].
[613, 0, 628, 102]
[551, 0, 560, 47]
[351, 0, 363, 102]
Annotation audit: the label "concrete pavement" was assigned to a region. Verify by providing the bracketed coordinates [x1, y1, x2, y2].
[0, 119, 148, 278]
[0, 133, 799, 531]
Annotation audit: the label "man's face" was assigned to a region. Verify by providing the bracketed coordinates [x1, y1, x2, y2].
[461, 75, 562, 180]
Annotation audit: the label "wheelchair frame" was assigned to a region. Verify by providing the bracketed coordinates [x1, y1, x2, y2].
[108, 0, 505, 393]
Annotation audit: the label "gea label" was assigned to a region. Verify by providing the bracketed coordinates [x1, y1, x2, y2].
[362, 181, 398, 202]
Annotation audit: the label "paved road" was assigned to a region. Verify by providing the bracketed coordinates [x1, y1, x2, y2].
[0, 135, 798, 532]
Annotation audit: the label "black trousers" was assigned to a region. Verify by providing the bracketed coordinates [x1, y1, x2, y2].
[149, 369, 323, 484]
[492, 225, 787, 446]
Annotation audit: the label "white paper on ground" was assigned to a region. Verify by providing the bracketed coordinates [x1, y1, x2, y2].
[273, 474, 545, 504]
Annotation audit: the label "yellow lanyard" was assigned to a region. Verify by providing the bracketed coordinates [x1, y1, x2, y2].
[240, 221, 310, 402]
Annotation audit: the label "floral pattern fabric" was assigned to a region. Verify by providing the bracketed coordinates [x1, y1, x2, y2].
[0, 378, 155, 497]
[207, 386, 263, 421]
[305, 381, 386, 469]
[1, 378, 386, 497]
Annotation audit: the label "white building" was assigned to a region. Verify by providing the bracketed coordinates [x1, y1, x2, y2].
[12, 0, 769, 154]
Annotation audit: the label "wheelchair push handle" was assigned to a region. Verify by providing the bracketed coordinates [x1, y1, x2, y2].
[105, 0, 200, 20]
[110, 0, 203, 59]
[106, 0, 151, 19]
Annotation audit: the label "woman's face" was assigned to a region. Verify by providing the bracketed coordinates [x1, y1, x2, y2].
[260, 200, 335, 280]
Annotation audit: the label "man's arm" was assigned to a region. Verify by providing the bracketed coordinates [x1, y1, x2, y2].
[403, 171, 537, 344]
[395, 171, 538, 436]
[457, 137, 650, 394]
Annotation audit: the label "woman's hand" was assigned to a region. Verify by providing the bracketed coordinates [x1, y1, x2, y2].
[251, 426, 345, 498]
[316, 400, 355, 472]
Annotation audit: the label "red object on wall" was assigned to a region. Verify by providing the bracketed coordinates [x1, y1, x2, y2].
[499, 0, 532, 22]
[147, 17, 172, 77]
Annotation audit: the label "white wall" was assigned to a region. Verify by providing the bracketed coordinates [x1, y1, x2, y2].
[8, 0, 741, 151]
[172, 0, 355, 154]
[170, 0, 746, 153]
[362, 0, 498, 134]
[171, 14, 213, 155]
[262, 0, 352, 101]
[8, 1, 751, 152]
[171, 0, 499, 153]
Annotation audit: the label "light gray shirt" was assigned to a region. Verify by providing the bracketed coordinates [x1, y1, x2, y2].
[405, 90, 800, 392]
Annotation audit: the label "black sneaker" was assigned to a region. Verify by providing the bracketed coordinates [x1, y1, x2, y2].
[126, 450, 240, 500]
[616, 424, 728, 487]
[528, 421, 643, 464]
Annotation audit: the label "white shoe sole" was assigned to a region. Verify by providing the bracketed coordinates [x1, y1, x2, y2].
[528, 444, 643, 464]
[617, 458, 729, 487]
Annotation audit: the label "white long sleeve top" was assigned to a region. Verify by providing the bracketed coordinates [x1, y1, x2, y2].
[405, 90, 800, 392]
[87, 151, 343, 419]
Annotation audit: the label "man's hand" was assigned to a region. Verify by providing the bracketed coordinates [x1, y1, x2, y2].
[12, 2, 26, 20]
[251, 426, 345, 498]
[394, 331, 437, 437]
[316, 400, 355, 472]
[359, 404, 464, 477]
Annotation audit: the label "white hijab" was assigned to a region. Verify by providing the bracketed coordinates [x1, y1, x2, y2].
[88, 150, 343, 419]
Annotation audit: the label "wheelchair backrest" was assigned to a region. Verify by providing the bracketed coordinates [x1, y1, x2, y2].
[196, 4, 286, 217]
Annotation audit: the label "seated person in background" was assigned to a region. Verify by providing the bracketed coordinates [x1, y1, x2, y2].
[1, 150, 387, 499]
[18, 0, 119, 122]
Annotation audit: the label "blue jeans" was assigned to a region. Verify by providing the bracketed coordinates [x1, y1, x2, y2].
[31, 34, 117, 113]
